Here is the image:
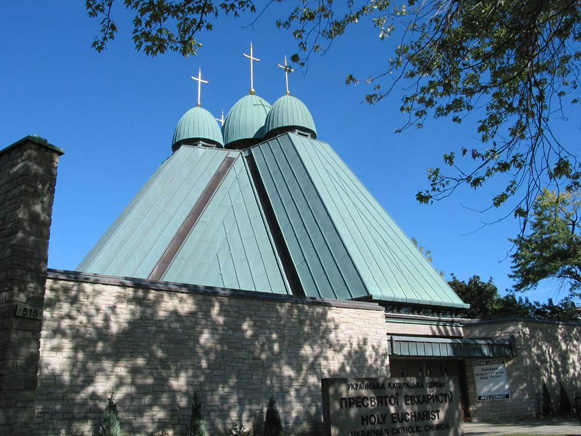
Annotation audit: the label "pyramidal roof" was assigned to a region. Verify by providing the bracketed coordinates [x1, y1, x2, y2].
[78, 89, 467, 309]
[78, 145, 290, 294]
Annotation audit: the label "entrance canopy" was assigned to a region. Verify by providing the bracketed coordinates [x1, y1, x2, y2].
[389, 335, 515, 358]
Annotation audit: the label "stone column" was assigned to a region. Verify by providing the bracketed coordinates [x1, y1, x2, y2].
[0, 136, 63, 436]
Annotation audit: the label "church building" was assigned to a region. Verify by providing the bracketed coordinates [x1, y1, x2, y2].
[1, 46, 579, 436]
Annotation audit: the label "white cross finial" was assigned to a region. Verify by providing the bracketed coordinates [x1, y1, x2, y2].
[243, 42, 260, 95]
[277, 56, 294, 95]
[216, 110, 225, 126]
[190, 68, 208, 107]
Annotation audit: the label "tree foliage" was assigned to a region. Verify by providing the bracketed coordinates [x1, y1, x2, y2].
[98, 393, 120, 436]
[448, 275, 499, 319]
[449, 274, 580, 320]
[541, 382, 553, 416]
[188, 392, 206, 436]
[510, 189, 581, 297]
[86, 0, 581, 224]
[85, 0, 256, 56]
[263, 396, 283, 436]
[411, 237, 432, 263]
[278, 0, 581, 224]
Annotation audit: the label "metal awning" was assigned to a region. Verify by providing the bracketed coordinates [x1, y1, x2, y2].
[389, 336, 515, 358]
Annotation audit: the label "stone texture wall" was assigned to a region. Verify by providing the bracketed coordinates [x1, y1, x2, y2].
[35, 272, 390, 436]
[0, 137, 62, 436]
[464, 319, 581, 422]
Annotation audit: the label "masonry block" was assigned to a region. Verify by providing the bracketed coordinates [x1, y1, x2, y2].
[0, 137, 63, 436]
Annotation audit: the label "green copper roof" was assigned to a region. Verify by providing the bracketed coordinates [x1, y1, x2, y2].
[223, 94, 271, 147]
[264, 95, 317, 139]
[389, 336, 515, 357]
[172, 106, 224, 150]
[77, 145, 289, 294]
[250, 133, 467, 308]
[79, 120, 466, 308]
[251, 135, 366, 300]
[163, 156, 290, 292]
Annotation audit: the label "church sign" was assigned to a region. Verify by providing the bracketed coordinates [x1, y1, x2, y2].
[322, 377, 462, 436]
[473, 359, 510, 401]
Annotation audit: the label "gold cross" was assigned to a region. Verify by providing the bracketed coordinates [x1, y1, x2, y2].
[216, 110, 225, 126]
[278, 56, 294, 95]
[190, 68, 208, 107]
[243, 42, 260, 95]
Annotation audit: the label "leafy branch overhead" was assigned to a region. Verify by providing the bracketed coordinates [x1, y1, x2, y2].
[85, 0, 256, 57]
[86, 0, 581, 225]
[278, 0, 581, 225]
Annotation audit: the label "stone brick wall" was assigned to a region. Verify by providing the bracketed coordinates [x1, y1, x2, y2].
[35, 271, 390, 436]
[0, 137, 62, 436]
[464, 319, 581, 422]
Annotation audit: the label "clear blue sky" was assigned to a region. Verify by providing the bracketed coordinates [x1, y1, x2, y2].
[3, 1, 577, 303]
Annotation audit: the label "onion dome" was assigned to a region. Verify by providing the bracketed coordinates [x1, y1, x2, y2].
[223, 94, 272, 149]
[264, 94, 317, 139]
[172, 106, 224, 151]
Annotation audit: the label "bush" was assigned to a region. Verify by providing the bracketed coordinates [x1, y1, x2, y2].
[541, 383, 553, 417]
[228, 424, 252, 436]
[98, 393, 120, 436]
[559, 383, 572, 414]
[263, 397, 283, 436]
[188, 392, 206, 436]
[252, 405, 264, 436]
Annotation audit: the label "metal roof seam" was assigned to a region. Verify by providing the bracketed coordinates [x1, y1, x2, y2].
[306, 143, 399, 297]
[243, 151, 298, 295]
[269, 135, 357, 299]
[126, 149, 220, 274]
[166, 165, 238, 285]
[296, 135, 466, 308]
[253, 137, 325, 297]
[226, 172, 270, 291]
[77, 151, 178, 272]
[301, 138, 415, 300]
[127, 149, 225, 276]
[237, 158, 292, 294]
[276, 136, 358, 299]
[333, 165, 462, 304]
[290, 134, 374, 299]
[155, 155, 237, 281]
[81, 147, 209, 275]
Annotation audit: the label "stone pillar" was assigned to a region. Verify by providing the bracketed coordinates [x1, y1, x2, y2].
[0, 136, 63, 436]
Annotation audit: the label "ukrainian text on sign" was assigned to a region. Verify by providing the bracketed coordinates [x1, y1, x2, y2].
[322, 377, 462, 436]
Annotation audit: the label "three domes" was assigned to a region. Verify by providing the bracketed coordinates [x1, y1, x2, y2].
[172, 93, 317, 150]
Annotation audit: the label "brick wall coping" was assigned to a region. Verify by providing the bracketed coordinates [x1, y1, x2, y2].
[47, 269, 385, 312]
[1, 135, 64, 156]
[464, 317, 581, 328]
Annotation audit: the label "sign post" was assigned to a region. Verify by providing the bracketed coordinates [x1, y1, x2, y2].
[322, 377, 462, 436]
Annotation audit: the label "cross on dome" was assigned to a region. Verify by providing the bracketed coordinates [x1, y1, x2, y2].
[190, 68, 208, 107]
[278, 56, 294, 95]
[216, 110, 225, 126]
[243, 42, 260, 95]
